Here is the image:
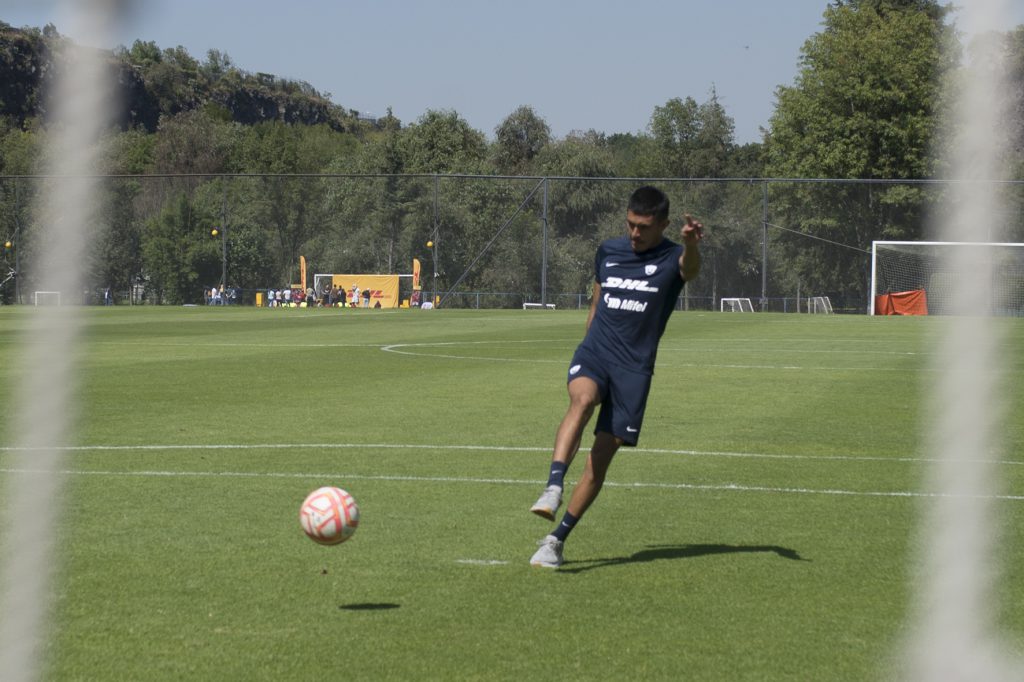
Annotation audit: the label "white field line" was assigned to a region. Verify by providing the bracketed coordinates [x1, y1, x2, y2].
[1, 441, 1021, 467]
[379, 341, 942, 372]
[96, 341, 387, 349]
[82, 339, 962, 373]
[2, 466, 1024, 501]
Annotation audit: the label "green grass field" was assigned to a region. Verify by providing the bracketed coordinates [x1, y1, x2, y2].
[2, 306, 1024, 680]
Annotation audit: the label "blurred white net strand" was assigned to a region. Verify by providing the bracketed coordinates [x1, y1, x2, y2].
[0, 2, 126, 680]
[906, 0, 1023, 679]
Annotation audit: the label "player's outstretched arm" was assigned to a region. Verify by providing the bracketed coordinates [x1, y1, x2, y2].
[679, 214, 703, 282]
[586, 281, 601, 331]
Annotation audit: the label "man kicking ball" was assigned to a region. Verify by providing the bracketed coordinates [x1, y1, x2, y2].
[529, 185, 703, 568]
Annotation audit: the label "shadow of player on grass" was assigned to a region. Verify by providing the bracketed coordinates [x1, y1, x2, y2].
[557, 543, 809, 574]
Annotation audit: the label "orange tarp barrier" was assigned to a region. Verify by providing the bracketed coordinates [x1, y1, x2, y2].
[875, 289, 928, 315]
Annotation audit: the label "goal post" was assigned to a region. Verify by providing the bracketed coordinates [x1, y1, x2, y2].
[871, 241, 1024, 315]
[720, 297, 754, 312]
[806, 296, 834, 314]
[33, 291, 61, 306]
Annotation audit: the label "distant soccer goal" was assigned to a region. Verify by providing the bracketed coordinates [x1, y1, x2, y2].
[720, 297, 754, 313]
[33, 291, 61, 306]
[871, 241, 1024, 315]
[806, 296, 834, 314]
[522, 302, 556, 310]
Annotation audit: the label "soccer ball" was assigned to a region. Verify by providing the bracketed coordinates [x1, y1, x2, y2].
[299, 486, 359, 545]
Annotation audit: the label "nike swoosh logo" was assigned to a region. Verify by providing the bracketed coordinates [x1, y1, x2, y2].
[605, 261, 620, 267]
[626, 427, 638, 433]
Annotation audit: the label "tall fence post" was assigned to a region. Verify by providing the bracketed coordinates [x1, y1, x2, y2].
[220, 181, 228, 292]
[761, 180, 769, 311]
[432, 174, 440, 307]
[14, 180, 22, 304]
[541, 177, 549, 306]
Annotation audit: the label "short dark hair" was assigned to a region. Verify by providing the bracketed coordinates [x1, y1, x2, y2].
[627, 186, 670, 222]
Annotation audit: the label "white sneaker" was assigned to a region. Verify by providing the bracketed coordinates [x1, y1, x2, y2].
[530, 485, 562, 521]
[530, 535, 564, 568]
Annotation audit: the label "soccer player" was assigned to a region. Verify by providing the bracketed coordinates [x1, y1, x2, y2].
[529, 185, 703, 568]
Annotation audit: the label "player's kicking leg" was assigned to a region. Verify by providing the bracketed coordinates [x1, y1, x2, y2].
[531, 431, 622, 567]
[530, 376, 601, 520]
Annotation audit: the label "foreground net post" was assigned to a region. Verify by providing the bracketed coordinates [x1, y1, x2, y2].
[0, 2, 122, 680]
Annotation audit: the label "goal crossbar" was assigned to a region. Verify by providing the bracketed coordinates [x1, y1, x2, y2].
[807, 296, 834, 314]
[33, 291, 61, 306]
[720, 297, 754, 313]
[871, 240, 1024, 315]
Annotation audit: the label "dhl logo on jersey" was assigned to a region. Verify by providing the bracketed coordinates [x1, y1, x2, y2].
[600, 276, 659, 293]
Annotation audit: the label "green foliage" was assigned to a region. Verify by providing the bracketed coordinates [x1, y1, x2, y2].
[401, 110, 487, 174]
[763, 0, 958, 300]
[0, 24, 49, 128]
[0, 118, 41, 174]
[493, 105, 551, 174]
[141, 193, 219, 303]
[766, 2, 956, 179]
[647, 89, 736, 177]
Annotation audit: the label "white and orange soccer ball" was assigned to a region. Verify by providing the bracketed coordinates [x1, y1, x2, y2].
[299, 486, 360, 545]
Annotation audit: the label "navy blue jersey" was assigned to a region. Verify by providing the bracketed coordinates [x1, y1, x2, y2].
[576, 236, 685, 373]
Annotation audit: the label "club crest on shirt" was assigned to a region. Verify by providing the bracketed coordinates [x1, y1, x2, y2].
[645, 264, 657, 276]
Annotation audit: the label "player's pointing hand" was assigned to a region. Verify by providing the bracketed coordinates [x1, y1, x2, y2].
[681, 214, 704, 245]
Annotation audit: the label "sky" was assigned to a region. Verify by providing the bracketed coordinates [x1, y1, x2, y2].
[4, 0, 1024, 144]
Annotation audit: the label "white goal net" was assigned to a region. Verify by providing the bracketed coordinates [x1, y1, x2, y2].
[871, 241, 1024, 316]
[33, 291, 61, 306]
[720, 297, 754, 312]
[806, 296, 834, 314]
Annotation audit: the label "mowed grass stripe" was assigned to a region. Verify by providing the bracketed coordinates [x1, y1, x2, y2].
[3, 441, 1024, 465]
[1, 307, 1023, 680]
[5, 466, 1024, 500]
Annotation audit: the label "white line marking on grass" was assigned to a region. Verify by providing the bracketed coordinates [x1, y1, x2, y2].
[455, 559, 509, 566]
[3, 467, 1024, 502]
[381, 340, 568, 363]
[3, 442, 1022, 467]
[660, 345, 930, 357]
[379, 341, 939, 372]
[98, 341, 386, 349]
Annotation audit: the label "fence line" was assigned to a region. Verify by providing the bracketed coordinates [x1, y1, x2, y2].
[3, 175, 1024, 312]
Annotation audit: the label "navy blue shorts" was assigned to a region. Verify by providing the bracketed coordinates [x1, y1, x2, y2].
[566, 347, 653, 446]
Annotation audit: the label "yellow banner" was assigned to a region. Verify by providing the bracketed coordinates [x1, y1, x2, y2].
[300, 256, 307, 292]
[330, 274, 400, 308]
[412, 258, 422, 291]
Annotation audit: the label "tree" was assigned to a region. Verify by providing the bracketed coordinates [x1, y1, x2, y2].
[401, 109, 487, 174]
[647, 89, 736, 178]
[141, 193, 218, 303]
[762, 0, 958, 307]
[493, 105, 551, 174]
[765, 1, 956, 180]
